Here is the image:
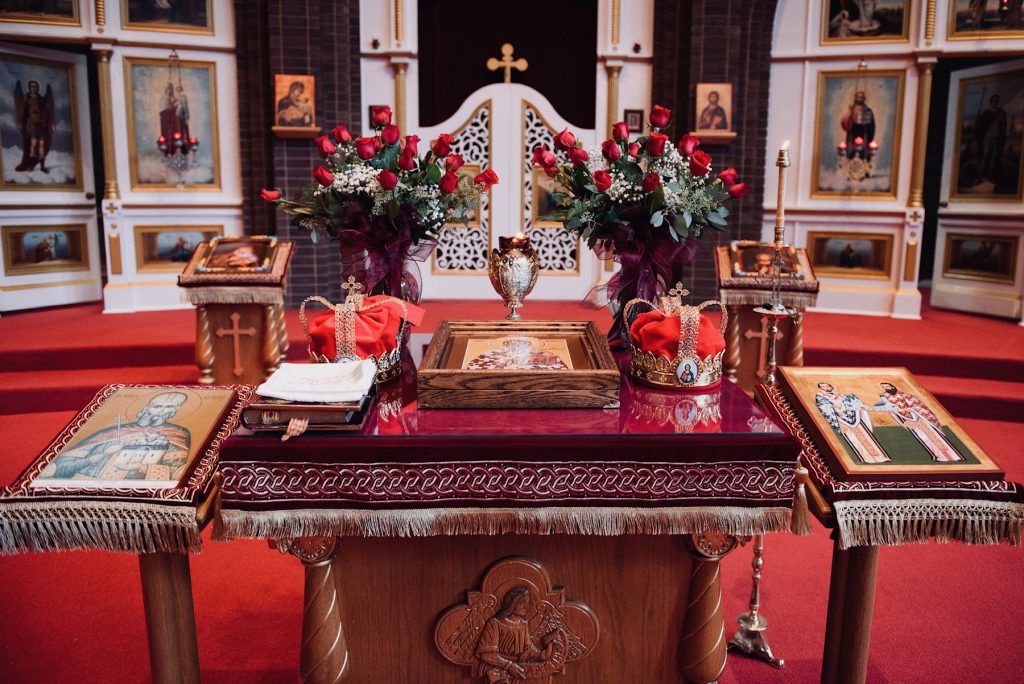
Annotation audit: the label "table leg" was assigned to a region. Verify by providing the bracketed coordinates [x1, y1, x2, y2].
[274, 537, 349, 684]
[138, 552, 201, 684]
[195, 305, 215, 385]
[836, 545, 879, 684]
[681, 532, 739, 684]
[821, 537, 850, 684]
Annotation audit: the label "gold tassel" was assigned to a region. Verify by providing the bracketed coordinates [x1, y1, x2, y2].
[790, 463, 813, 536]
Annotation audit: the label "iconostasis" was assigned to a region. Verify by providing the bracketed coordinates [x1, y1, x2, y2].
[765, 1, 1024, 323]
[0, 1, 241, 313]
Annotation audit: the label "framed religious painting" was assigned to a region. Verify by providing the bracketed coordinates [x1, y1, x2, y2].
[196, 235, 277, 273]
[811, 69, 904, 199]
[134, 225, 221, 273]
[124, 57, 220, 191]
[418, 320, 619, 409]
[0, 54, 82, 191]
[728, 240, 807, 278]
[28, 386, 237, 491]
[777, 366, 1003, 481]
[820, 0, 910, 44]
[624, 109, 644, 133]
[121, 0, 214, 34]
[948, 0, 1024, 40]
[531, 166, 567, 228]
[271, 74, 320, 139]
[950, 68, 1024, 202]
[693, 83, 736, 144]
[807, 230, 892, 279]
[0, 0, 78, 26]
[2, 223, 88, 276]
[942, 233, 1018, 284]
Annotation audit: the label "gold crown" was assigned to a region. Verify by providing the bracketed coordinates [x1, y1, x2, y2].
[624, 283, 727, 391]
[299, 277, 408, 385]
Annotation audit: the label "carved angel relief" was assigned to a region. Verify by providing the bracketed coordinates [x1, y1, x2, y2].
[435, 557, 599, 683]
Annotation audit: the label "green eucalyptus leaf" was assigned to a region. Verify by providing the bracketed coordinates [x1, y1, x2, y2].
[427, 164, 442, 183]
[650, 210, 664, 228]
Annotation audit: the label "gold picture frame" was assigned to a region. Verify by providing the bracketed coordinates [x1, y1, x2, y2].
[443, 163, 482, 229]
[811, 69, 905, 200]
[950, 69, 1024, 203]
[820, 0, 910, 45]
[0, 1, 79, 26]
[948, 0, 1024, 40]
[120, 0, 214, 35]
[271, 73, 320, 139]
[807, 230, 893, 279]
[728, 240, 806, 278]
[777, 366, 1003, 481]
[942, 232, 1018, 284]
[124, 57, 221, 192]
[197, 235, 277, 273]
[3, 223, 89, 276]
[531, 165, 567, 229]
[0, 54, 83, 192]
[134, 225, 222, 273]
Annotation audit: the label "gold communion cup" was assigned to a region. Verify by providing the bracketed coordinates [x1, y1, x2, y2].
[488, 232, 539, 320]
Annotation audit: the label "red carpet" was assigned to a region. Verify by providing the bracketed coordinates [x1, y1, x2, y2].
[0, 298, 1023, 681]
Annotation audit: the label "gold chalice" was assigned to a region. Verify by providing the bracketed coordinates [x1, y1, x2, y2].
[488, 232, 539, 320]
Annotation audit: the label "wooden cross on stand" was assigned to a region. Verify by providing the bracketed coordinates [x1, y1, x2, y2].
[487, 43, 528, 84]
[744, 315, 784, 381]
[215, 312, 256, 377]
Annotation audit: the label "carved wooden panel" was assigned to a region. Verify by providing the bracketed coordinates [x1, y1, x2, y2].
[435, 557, 599, 683]
[201, 303, 284, 385]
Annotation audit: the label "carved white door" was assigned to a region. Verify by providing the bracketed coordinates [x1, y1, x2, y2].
[418, 84, 598, 300]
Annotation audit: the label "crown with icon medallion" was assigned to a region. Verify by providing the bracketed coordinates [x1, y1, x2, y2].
[624, 283, 727, 391]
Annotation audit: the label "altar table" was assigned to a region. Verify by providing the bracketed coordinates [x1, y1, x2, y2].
[216, 350, 801, 684]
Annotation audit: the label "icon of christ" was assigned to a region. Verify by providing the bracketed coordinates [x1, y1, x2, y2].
[814, 382, 889, 464]
[874, 382, 964, 462]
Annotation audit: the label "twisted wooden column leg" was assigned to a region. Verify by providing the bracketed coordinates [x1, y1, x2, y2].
[681, 532, 738, 683]
[273, 537, 349, 684]
[275, 302, 290, 357]
[786, 311, 804, 366]
[263, 304, 283, 378]
[724, 305, 741, 383]
[195, 305, 215, 385]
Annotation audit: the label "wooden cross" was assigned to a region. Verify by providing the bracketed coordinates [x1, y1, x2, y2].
[215, 312, 256, 377]
[487, 43, 528, 84]
[744, 315, 784, 380]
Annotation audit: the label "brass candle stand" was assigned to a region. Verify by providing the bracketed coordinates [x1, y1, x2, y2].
[728, 144, 793, 669]
[488, 233, 539, 320]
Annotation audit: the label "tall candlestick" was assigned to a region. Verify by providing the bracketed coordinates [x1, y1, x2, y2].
[774, 141, 790, 250]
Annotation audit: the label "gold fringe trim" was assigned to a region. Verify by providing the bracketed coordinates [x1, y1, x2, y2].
[719, 290, 818, 309]
[181, 286, 284, 306]
[216, 505, 793, 540]
[0, 500, 201, 555]
[833, 498, 1024, 550]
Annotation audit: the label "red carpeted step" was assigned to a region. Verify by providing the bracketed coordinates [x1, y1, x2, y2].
[915, 375, 1024, 423]
[0, 365, 199, 415]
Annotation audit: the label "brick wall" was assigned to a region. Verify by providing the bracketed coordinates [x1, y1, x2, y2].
[653, 0, 778, 299]
[235, 0, 362, 307]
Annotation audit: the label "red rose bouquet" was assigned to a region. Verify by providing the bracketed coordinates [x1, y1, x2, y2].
[265, 106, 498, 301]
[533, 104, 746, 344]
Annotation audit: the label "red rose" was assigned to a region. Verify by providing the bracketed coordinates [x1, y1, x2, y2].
[646, 132, 669, 156]
[438, 170, 458, 194]
[532, 145, 557, 168]
[717, 167, 740, 187]
[602, 139, 621, 161]
[314, 135, 336, 157]
[432, 133, 455, 157]
[381, 124, 400, 145]
[641, 171, 661, 192]
[568, 146, 589, 167]
[628, 142, 640, 157]
[593, 170, 612, 192]
[260, 188, 281, 202]
[612, 121, 629, 142]
[677, 134, 701, 156]
[446, 154, 465, 171]
[378, 168, 398, 190]
[474, 168, 499, 191]
[545, 166, 558, 178]
[332, 125, 352, 143]
[355, 137, 377, 160]
[689, 149, 712, 176]
[370, 105, 392, 127]
[403, 135, 420, 156]
[650, 105, 672, 129]
[552, 128, 576, 152]
[727, 182, 749, 198]
[312, 165, 334, 186]
[397, 147, 416, 170]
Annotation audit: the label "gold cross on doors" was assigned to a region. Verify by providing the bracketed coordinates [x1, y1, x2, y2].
[486, 43, 528, 83]
[216, 312, 257, 377]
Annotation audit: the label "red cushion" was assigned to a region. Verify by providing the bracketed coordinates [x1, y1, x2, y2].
[630, 309, 725, 361]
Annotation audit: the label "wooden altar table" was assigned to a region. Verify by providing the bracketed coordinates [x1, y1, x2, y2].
[216, 356, 801, 684]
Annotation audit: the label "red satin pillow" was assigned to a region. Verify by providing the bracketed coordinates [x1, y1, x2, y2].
[630, 309, 725, 361]
[308, 296, 424, 360]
